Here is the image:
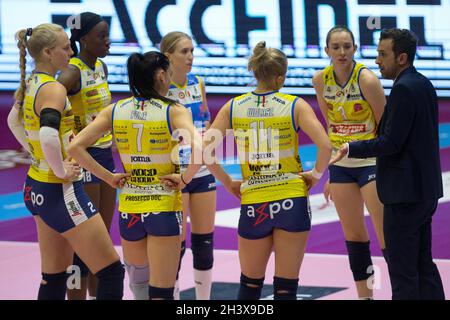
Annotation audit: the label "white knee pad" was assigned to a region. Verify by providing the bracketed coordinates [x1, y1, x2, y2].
[124, 261, 149, 300]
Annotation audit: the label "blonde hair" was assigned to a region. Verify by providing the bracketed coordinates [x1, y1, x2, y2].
[248, 41, 287, 86]
[14, 23, 64, 103]
[160, 31, 192, 54]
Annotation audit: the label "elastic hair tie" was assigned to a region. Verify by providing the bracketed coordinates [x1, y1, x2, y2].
[26, 28, 33, 37]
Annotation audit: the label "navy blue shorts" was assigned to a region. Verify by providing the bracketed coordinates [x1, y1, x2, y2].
[329, 165, 376, 187]
[83, 147, 115, 184]
[24, 175, 98, 233]
[182, 174, 216, 194]
[119, 211, 183, 241]
[238, 197, 311, 240]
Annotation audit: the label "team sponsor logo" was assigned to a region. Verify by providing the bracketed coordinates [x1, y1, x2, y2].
[23, 187, 45, 207]
[192, 94, 202, 101]
[330, 124, 366, 134]
[179, 92, 186, 99]
[208, 182, 216, 189]
[249, 163, 281, 173]
[85, 89, 98, 97]
[347, 93, 362, 101]
[273, 133, 291, 140]
[237, 96, 252, 105]
[121, 100, 134, 108]
[149, 131, 168, 136]
[130, 168, 157, 183]
[246, 198, 294, 226]
[247, 108, 274, 117]
[67, 200, 83, 217]
[271, 96, 285, 105]
[149, 99, 163, 109]
[85, 80, 96, 86]
[123, 182, 167, 194]
[24, 186, 32, 201]
[130, 156, 152, 163]
[150, 138, 168, 144]
[353, 103, 363, 112]
[130, 110, 147, 120]
[124, 194, 163, 201]
[336, 90, 344, 97]
[246, 173, 286, 185]
[125, 213, 140, 228]
[122, 212, 153, 228]
[250, 152, 276, 160]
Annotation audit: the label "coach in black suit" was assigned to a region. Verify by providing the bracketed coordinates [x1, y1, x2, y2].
[331, 28, 445, 300]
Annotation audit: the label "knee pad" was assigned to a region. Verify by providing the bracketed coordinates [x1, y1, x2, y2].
[191, 232, 214, 270]
[148, 285, 174, 300]
[273, 276, 298, 300]
[72, 253, 89, 277]
[345, 241, 374, 281]
[38, 271, 69, 300]
[237, 273, 264, 300]
[96, 260, 125, 300]
[124, 261, 149, 300]
[176, 240, 186, 280]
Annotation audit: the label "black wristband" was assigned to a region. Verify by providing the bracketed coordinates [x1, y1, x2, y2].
[180, 174, 188, 185]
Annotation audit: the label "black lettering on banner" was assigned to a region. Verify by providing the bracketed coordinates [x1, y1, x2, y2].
[146, 0, 176, 45]
[407, 0, 440, 4]
[357, 0, 443, 59]
[52, 14, 112, 31]
[234, 0, 266, 45]
[190, 0, 223, 48]
[305, 0, 348, 48]
[357, 0, 395, 4]
[359, 17, 396, 51]
[279, 0, 294, 47]
[112, 0, 138, 43]
[409, 17, 443, 59]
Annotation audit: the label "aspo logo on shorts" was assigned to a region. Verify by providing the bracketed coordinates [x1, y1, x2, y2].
[31, 192, 44, 206]
[24, 187, 45, 206]
[246, 199, 294, 226]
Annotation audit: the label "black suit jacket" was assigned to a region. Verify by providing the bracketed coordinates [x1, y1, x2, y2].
[349, 66, 443, 205]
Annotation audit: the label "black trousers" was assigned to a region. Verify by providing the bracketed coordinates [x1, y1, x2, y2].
[384, 200, 445, 300]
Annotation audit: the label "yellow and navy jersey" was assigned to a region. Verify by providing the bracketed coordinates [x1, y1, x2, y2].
[69, 57, 112, 148]
[167, 74, 210, 178]
[322, 62, 376, 167]
[231, 91, 308, 205]
[167, 74, 210, 131]
[23, 72, 80, 183]
[112, 96, 181, 213]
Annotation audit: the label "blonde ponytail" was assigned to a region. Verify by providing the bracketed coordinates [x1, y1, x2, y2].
[14, 29, 28, 104]
[248, 41, 287, 85]
[13, 23, 64, 105]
